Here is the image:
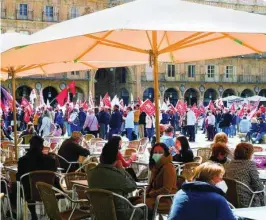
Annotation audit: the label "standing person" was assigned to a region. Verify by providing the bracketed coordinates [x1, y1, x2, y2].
[139, 111, 146, 139]
[33, 111, 40, 132]
[230, 112, 237, 138]
[124, 106, 134, 141]
[169, 110, 177, 133]
[215, 109, 222, 133]
[220, 108, 232, 137]
[63, 103, 71, 136]
[133, 104, 140, 139]
[239, 116, 251, 133]
[19, 106, 25, 131]
[146, 113, 155, 141]
[39, 110, 52, 137]
[78, 107, 87, 133]
[186, 108, 196, 142]
[206, 111, 216, 141]
[160, 110, 169, 125]
[98, 106, 110, 139]
[54, 109, 64, 133]
[109, 104, 122, 140]
[69, 108, 81, 133]
[83, 109, 99, 137]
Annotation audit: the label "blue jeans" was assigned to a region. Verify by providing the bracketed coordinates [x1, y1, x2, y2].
[146, 127, 154, 141]
[222, 127, 230, 137]
[126, 128, 133, 141]
[134, 122, 139, 139]
[99, 123, 107, 139]
[216, 123, 221, 133]
[230, 125, 236, 137]
[64, 121, 71, 136]
[254, 132, 266, 143]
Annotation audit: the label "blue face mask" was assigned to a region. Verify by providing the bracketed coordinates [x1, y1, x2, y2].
[152, 153, 163, 163]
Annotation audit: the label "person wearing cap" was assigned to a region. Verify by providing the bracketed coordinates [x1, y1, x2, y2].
[58, 132, 90, 172]
[109, 104, 122, 140]
[98, 106, 110, 139]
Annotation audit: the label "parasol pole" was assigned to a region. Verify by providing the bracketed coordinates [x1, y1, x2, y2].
[10, 69, 18, 160]
[152, 31, 160, 142]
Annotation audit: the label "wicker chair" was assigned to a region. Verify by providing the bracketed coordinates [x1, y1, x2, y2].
[21, 134, 33, 144]
[83, 134, 95, 142]
[89, 138, 104, 146]
[152, 194, 175, 220]
[3, 160, 17, 182]
[139, 137, 149, 154]
[85, 188, 147, 220]
[128, 140, 141, 151]
[1, 179, 13, 219]
[124, 148, 137, 159]
[193, 156, 203, 164]
[36, 182, 90, 220]
[181, 162, 200, 182]
[197, 148, 212, 163]
[1, 143, 16, 161]
[224, 177, 264, 208]
[253, 146, 263, 152]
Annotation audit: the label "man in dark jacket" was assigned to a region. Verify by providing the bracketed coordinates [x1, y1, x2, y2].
[109, 104, 122, 140]
[16, 135, 57, 220]
[160, 110, 170, 124]
[78, 107, 87, 133]
[220, 108, 232, 136]
[58, 135, 90, 172]
[98, 106, 110, 139]
[252, 118, 266, 144]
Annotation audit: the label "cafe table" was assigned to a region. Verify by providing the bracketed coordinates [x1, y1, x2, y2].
[254, 152, 266, 156]
[258, 169, 266, 182]
[233, 206, 266, 220]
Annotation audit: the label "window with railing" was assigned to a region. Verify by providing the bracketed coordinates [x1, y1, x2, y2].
[17, 4, 28, 20]
[188, 65, 195, 78]
[1, 8, 6, 18]
[225, 65, 234, 78]
[70, 7, 79, 19]
[207, 65, 215, 78]
[167, 64, 175, 77]
[71, 71, 80, 75]
[43, 6, 58, 22]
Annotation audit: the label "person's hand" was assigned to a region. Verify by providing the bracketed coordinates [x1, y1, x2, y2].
[114, 160, 123, 168]
[130, 153, 137, 161]
[169, 146, 178, 154]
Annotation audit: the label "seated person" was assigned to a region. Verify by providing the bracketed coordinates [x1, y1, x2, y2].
[251, 117, 266, 144]
[170, 136, 194, 163]
[168, 162, 236, 220]
[132, 143, 177, 220]
[87, 143, 141, 220]
[225, 143, 265, 207]
[239, 116, 251, 133]
[212, 132, 228, 147]
[151, 124, 165, 147]
[209, 143, 231, 168]
[247, 117, 258, 142]
[58, 132, 90, 172]
[160, 125, 175, 149]
[16, 136, 57, 220]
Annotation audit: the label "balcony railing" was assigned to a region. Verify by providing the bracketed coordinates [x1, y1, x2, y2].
[42, 12, 59, 22]
[16, 10, 33, 20]
[1, 8, 6, 18]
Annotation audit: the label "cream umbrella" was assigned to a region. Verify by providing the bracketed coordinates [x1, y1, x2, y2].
[1, 0, 266, 141]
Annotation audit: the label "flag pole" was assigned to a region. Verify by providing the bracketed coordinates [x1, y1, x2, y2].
[152, 31, 160, 142]
[10, 69, 18, 160]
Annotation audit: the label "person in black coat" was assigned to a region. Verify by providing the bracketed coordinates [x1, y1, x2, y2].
[108, 105, 122, 140]
[58, 136, 90, 172]
[98, 107, 110, 139]
[170, 136, 194, 163]
[16, 135, 57, 220]
[219, 109, 232, 137]
[138, 111, 147, 138]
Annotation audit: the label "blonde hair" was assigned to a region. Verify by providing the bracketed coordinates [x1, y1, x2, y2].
[193, 162, 225, 183]
[214, 132, 228, 144]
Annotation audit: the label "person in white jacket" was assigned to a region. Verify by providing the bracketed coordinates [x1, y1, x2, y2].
[145, 113, 155, 141]
[39, 110, 51, 137]
[186, 108, 196, 142]
[124, 107, 134, 140]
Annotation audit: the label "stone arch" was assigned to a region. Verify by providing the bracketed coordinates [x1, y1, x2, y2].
[42, 86, 58, 106]
[164, 88, 179, 106]
[15, 85, 32, 102]
[259, 89, 266, 97]
[204, 88, 218, 106]
[184, 88, 199, 106]
[143, 87, 154, 102]
[241, 89, 254, 98]
[119, 88, 129, 105]
[222, 88, 236, 98]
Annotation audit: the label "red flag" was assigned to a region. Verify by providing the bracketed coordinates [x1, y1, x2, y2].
[169, 104, 177, 113]
[247, 108, 257, 120]
[102, 93, 111, 108]
[137, 97, 143, 105]
[140, 99, 155, 116]
[230, 103, 236, 113]
[119, 99, 124, 109]
[82, 101, 89, 110]
[238, 106, 245, 118]
[207, 100, 215, 112]
[24, 107, 31, 123]
[68, 81, 76, 95]
[21, 97, 32, 112]
[56, 88, 68, 106]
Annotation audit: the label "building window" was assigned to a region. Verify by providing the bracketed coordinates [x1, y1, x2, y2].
[19, 4, 28, 17]
[167, 64, 175, 77]
[45, 6, 54, 20]
[225, 66, 234, 78]
[207, 65, 215, 78]
[70, 7, 79, 18]
[188, 65, 195, 78]
[71, 71, 79, 75]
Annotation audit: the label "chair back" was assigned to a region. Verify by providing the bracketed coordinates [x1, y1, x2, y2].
[48, 152, 61, 168]
[64, 172, 87, 191]
[253, 146, 263, 152]
[128, 140, 141, 151]
[223, 178, 241, 208]
[36, 182, 62, 220]
[176, 175, 186, 190]
[124, 148, 137, 159]
[3, 160, 17, 182]
[139, 138, 149, 154]
[94, 141, 106, 153]
[193, 156, 202, 164]
[18, 138, 23, 145]
[85, 162, 97, 173]
[85, 189, 117, 220]
[84, 134, 95, 142]
[197, 148, 212, 163]
[27, 171, 56, 201]
[181, 162, 200, 182]
[22, 134, 33, 144]
[90, 138, 104, 146]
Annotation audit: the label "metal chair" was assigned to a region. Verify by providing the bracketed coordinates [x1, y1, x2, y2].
[3, 160, 17, 183]
[51, 153, 82, 173]
[21, 134, 33, 144]
[197, 148, 212, 163]
[75, 162, 98, 173]
[124, 148, 137, 159]
[139, 137, 149, 154]
[36, 182, 90, 220]
[83, 134, 95, 142]
[152, 194, 175, 220]
[193, 156, 202, 164]
[60, 172, 88, 194]
[1, 179, 13, 219]
[180, 162, 200, 182]
[224, 177, 264, 208]
[128, 140, 141, 152]
[85, 188, 147, 220]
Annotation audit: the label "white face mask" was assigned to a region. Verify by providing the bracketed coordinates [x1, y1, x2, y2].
[215, 180, 228, 193]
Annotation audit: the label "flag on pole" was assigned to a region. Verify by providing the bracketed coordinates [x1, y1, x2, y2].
[230, 102, 236, 113]
[137, 97, 143, 105]
[39, 88, 45, 106]
[119, 99, 124, 109]
[102, 93, 111, 108]
[56, 88, 68, 106]
[88, 91, 94, 108]
[140, 99, 155, 116]
[82, 101, 89, 110]
[29, 89, 37, 104]
[46, 99, 50, 107]
[68, 81, 76, 95]
[99, 96, 104, 107]
[21, 97, 33, 112]
[130, 93, 134, 105]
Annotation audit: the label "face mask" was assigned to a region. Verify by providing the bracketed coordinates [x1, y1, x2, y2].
[215, 180, 228, 193]
[152, 153, 163, 163]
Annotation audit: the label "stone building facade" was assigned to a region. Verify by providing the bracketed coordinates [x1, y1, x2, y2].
[1, 0, 266, 106]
